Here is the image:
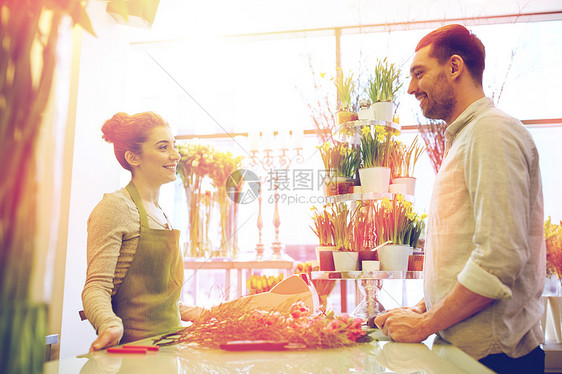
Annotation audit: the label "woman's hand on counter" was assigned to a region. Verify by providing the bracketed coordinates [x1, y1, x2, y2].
[179, 304, 210, 322]
[89, 325, 123, 352]
[374, 308, 432, 343]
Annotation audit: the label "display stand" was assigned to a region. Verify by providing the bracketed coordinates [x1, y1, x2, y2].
[311, 271, 423, 319]
[316, 117, 423, 320]
[333, 119, 402, 144]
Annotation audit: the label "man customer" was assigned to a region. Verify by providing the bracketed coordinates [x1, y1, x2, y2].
[375, 24, 545, 374]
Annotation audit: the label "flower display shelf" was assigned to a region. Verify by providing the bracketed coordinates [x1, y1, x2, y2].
[333, 119, 401, 144]
[312, 270, 423, 280]
[326, 192, 414, 204]
[311, 271, 423, 321]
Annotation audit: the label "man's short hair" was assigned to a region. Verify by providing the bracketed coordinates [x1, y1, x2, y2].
[416, 24, 485, 85]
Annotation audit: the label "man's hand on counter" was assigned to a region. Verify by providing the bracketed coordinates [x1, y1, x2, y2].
[374, 306, 431, 343]
[90, 325, 124, 352]
[375, 283, 495, 343]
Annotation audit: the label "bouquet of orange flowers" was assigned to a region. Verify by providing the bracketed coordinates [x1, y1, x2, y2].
[154, 301, 367, 349]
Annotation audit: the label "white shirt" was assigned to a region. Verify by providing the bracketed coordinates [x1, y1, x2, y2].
[424, 97, 545, 359]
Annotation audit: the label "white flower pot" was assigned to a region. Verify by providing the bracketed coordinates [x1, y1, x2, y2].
[358, 107, 373, 120]
[388, 183, 406, 195]
[378, 244, 411, 271]
[359, 167, 390, 193]
[361, 260, 380, 272]
[332, 251, 359, 271]
[392, 177, 416, 196]
[544, 296, 562, 343]
[370, 101, 393, 122]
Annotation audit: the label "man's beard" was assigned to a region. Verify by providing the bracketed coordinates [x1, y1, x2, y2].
[422, 72, 456, 122]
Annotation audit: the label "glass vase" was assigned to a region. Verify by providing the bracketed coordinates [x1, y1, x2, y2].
[215, 187, 238, 259]
[186, 178, 206, 257]
[201, 191, 215, 256]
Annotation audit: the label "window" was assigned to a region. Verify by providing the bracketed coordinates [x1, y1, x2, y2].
[126, 20, 562, 257]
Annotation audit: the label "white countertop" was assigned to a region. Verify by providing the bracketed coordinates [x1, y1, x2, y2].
[45, 333, 494, 373]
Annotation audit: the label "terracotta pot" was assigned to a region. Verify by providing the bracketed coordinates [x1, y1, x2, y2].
[324, 177, 354, 196]
[317, 248, 336, 271]
[337, 110, 355, 125]
[408, 254, 424, 271]
[358, 251, 378, 270]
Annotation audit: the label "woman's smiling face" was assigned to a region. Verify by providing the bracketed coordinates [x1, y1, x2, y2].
[136, 126, 180, 185]
[407, 45, 457, 124]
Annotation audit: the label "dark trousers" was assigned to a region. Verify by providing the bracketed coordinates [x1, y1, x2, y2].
[479, 346, 544, 374]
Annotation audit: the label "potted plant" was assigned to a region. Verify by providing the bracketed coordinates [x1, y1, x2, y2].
[544, 217, 562, 341]
[333, 69, 357, 125]
[409, 212, 427, 250]
[310, 206, 336, 271]
[358, 125, 393, 193]
[367, 58, 402, 122]
[319, 142, 360, 196]
[327, 203, 359, 271]
[351, 203, 378, 269]
[373, 195, 425, 271]
[390, 136, 425, 196]
[546, 217, 562, 292]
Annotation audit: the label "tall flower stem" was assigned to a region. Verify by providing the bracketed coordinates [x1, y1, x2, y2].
[1, 2, 93, 371]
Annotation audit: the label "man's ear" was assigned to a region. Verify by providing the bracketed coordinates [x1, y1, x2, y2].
[125, 150, 140, 167]
[449, 54, 464, 80]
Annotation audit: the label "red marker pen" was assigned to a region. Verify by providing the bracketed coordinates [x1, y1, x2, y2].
[107, 347, 148, 354]
[123, 345, 160, 351]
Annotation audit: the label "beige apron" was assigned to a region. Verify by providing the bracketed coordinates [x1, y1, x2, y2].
[112, 181, 183, 343]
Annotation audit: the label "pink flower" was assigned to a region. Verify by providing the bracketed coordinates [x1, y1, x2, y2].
[290, 301, 310, 319]
[327, 319, 345, 332]
[349, 318, 362, 330]
[345, 317, 366, 342]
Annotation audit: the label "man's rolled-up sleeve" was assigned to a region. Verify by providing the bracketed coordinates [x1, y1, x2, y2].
[458, 258, 512, 299]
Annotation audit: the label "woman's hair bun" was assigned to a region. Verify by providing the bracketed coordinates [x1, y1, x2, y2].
[101, 112, 129, 143]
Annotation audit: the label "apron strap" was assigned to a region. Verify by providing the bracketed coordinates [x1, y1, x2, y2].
[125, 181, 149, 228]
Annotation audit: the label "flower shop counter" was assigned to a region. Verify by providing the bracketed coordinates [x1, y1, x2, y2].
[44, 334, 493, 373]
